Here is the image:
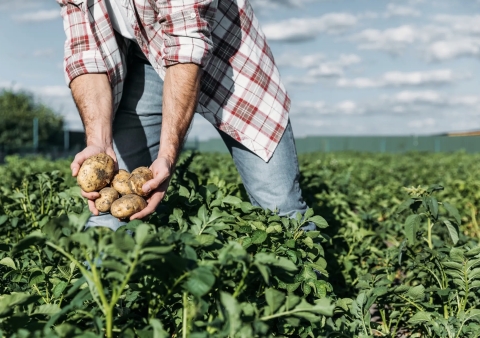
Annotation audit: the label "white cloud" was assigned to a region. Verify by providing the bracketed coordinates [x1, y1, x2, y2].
[284, 54, 361, 85]
[0, 0, 45, 11]
[298, 100, 365, 115]
[432, 14, 480, 35]
[263, 13, 357, 42]
[14, 9, 60, 22]
[307, 54, 361, 78]
[276, 53, 325, 68]
[384, 4, 421, 18]
[337, 69, 460, 88]
[390, 90, 480, 107]
[427, 38, 480, 61]
[353, 25, 416, 53]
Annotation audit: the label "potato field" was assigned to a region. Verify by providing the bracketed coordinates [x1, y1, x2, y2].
[0, 151, 479, 338]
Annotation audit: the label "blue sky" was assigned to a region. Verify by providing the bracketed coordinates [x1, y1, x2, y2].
[1, 0, 480, 140]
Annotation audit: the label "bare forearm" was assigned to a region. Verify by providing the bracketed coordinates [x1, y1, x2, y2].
[70, 73, 113, 147]
[160, 63, 202, 164]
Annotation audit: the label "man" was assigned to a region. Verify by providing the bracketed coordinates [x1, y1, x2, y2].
[57, 0, 313, 230]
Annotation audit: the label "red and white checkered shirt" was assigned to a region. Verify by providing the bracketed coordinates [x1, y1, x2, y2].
[56, 0, 290, 161]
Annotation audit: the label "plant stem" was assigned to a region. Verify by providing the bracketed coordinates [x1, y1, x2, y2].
[233, 264, 251, 299]
[427, 218, 433, 249]
[182, 292, 189, 338]
[106, 305, 114, 338]
[392, 306, 409, 337]
[398, 295, 424, 312]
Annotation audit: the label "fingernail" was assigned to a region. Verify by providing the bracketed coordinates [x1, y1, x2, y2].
[143, 183, 151, 193]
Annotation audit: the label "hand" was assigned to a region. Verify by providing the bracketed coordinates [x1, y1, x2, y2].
[71, 145, 118, 216]
[130, 157, 174, 220]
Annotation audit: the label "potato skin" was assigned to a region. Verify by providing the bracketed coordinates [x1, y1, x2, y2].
[112, 169, 132, 195]
[128, 167, 154, 197]
[110, 194, 147, 219]
[94, 187, 119, 213]
[77, 153, 115, 192]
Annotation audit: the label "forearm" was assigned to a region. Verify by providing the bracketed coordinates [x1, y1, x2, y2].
[70, 73, 113, 147]
[159, 63, 202, 164]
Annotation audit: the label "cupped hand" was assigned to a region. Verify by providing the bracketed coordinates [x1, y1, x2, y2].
[71, 145, 118, 216]
[130, 156, 174, 220]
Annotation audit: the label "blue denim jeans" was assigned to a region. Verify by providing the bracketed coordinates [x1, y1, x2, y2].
[85, 46, 313, 231]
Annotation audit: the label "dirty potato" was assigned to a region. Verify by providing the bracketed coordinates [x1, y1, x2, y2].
[94, 187, 119, 213]
[128, 166, 154, 197]
[112, 169, 132, 195]
[77, 153, 115, 192]
[110, 194, 147, 219]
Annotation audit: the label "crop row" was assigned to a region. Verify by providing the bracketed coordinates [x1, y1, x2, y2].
[0, 151, 479, 337]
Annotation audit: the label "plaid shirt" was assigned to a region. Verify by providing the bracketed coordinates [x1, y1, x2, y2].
[56, 0, 290, 161]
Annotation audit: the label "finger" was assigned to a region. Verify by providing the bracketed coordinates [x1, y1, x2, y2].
[88, 200, 99, 216]
[81, 191, 100, 200]
[142, 176, 168, 195]
[130, 192, 164, 220]
[71, 151, 90, 177]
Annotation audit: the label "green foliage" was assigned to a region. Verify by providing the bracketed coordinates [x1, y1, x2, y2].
[0, 90, 64, 148]
[1, 151, 480, 337]
[0, 152, 335, 337]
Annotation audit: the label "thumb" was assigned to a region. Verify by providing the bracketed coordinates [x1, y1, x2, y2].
[142, 175, 168, 194]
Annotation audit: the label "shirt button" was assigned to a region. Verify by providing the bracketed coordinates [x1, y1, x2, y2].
[190, 12, 196, 19]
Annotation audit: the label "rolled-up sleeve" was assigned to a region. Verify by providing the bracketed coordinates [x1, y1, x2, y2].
[156, 0, 217, 68]
[56, 0, 107, 87]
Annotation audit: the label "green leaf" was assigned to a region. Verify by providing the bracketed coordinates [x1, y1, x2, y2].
[303, 237, 314, 249]
[32, 304, 61, 316]
[443, 202, 461, 225]
[408, 311, 432, 324]
[12, 234, 45, 254]
[29, 271, 45, 286]
[444, 220, 459, 245]
[135, 223, 150, 246]
[52, 281, 68, 299]
[396, 198, 415, 214]
[149, 318, 169, 338]
[405, 214, 422, 244]
[184, 266, 216, 297]
[0, 257, 16, 270]
[251, 230, 267, 244]
[426, 197, 439, 219]
[265, 288, 285, 314]
[195, 234, 216, 247]
[0, 215, 8, 226]
[254, 262, 271, 284]
[406, 285, 425, 301]
[308, 216, 328, 228]
[220, 292, 241, 335]
[222, 195, 242, 206]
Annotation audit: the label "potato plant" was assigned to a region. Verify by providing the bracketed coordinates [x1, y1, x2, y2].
[1, 151, 480, 337]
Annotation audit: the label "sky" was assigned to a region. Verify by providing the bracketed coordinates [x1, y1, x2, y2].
[1, 0, 480, 140]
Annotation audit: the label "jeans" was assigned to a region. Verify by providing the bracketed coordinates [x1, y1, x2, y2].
[85, 45, 313, 231]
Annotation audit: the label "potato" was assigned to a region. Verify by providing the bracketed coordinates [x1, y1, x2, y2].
[128, 166, 153, 197]
[77, 153, 115, 192]
[112, 169, 132, 195]
[94, 187, 119, 213]
[110, 194, 147, 219]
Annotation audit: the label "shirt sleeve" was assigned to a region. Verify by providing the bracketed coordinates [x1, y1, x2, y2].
[56, 0, 107, 87]
[155, 0, 217, 68]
